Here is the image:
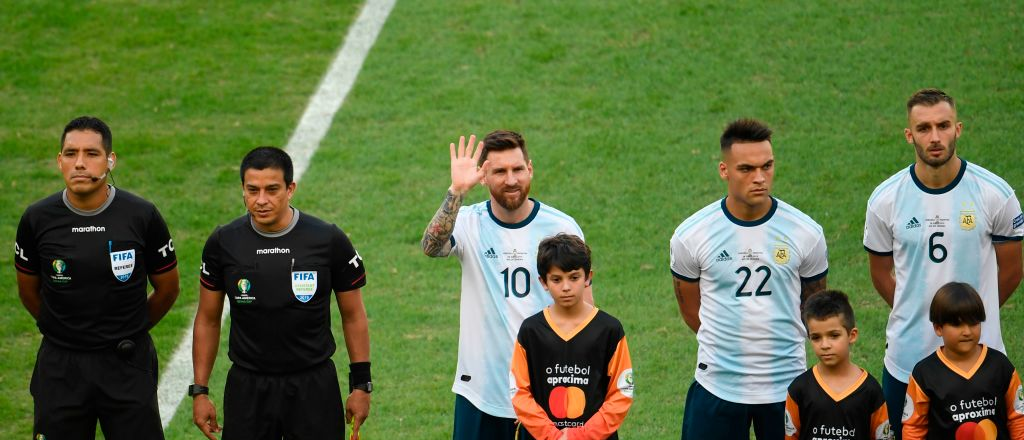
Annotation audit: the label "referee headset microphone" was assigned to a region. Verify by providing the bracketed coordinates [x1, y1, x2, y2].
[90, 156, 114, 183]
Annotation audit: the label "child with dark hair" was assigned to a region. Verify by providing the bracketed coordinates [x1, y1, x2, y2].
[511, 233, 633, 440]
[903, 282, 1024, 439]
[785, 290, 892, 440]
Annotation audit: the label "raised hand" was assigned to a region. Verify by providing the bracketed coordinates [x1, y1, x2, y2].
[450, 134, 487, 195]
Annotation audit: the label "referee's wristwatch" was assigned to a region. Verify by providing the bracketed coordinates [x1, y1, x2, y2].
[188, 384, 210, 397]
[351, 381, 373, 394]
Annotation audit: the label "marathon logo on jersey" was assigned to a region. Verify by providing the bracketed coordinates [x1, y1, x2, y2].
[109, 245, 135, 282]
[960, 210, 976, 231]
[484, 248, 498, 259]
[905, 217, 921, 229]
[256, 247, 290, 255]
[1013, 213, 1024, 230]
[71, 225, 106, 233]
[292, 271, 317, 303]
[714, 250, 732, 262]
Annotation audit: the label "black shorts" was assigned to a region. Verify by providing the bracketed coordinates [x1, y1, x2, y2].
[223, 360, 345, 440]
[31, 334, 163, 440]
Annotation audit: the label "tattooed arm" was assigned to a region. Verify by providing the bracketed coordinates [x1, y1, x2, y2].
[422, 189, 464, 257]
[800, 275, 827, 304]
[421, 134, 489, 257]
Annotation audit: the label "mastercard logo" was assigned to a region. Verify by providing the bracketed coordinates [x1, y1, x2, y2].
[955, 419, 997, 440]
[548, 386, 586, 419]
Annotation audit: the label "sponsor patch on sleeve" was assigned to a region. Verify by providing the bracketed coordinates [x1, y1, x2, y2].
[1013, 212, 1024, 230]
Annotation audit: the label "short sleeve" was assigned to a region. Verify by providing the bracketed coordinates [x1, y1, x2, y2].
[14, 211, 38, 274]
[669, 233, 700, 282]
[331, 226, 367, 292]
[991, 192, 1024, 242]
[199, 228, 224, 291]
[799, 231, 829, 281]
[864, 201, 894, 255]
[449, 206, 472, 259]
[143, 207, 177, 274]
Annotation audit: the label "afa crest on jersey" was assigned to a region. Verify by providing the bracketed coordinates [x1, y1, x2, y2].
[292, 271, 317, 303]
[960, 210, 976, 231]
[109, 248, 135, 282]
[773, 245, 790, 265]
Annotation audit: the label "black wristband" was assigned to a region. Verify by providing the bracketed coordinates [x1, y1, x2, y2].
[349, 361, 372, 385]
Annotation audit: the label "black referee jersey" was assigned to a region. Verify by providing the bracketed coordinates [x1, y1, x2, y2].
[784, 366, 891, 440]
[199, 208, 366, 374]
[14, 187, 177, 349]
[903, 345, 1024, 439]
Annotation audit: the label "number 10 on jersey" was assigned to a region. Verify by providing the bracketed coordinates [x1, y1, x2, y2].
[501, 267, 531, 298]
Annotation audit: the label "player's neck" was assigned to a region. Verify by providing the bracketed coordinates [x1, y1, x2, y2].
[490, 198, 534, 224]
[914, 155, 962, 189]
[815, 361, 862, 391]
[65, 184, 111, 211]
[724, 196, 771, 222]
[548, 302, 594, 333]
[941, 343, 982, 369]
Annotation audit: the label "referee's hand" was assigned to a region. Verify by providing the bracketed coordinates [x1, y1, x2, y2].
[193, 395, 222, 440]
[346, 389, 371, 439]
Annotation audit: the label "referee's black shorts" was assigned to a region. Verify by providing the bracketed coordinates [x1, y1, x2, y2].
[31, 333, 164, 440]
[222, 359, 345, 440]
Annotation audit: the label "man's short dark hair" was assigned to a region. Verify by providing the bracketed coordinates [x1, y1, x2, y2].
[720, 118, 772, 151]
[801, 290, 856, 332]
[907, 88, 956, 114]
[240, 146, 294, 185]
[930, 282, 985, 326]
[62, 116, 112, 153]
[478, 130, 529, 166]
[537, 233, 591, 281]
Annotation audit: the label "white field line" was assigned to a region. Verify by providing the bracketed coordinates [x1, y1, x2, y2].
[157, 0, 397, 427]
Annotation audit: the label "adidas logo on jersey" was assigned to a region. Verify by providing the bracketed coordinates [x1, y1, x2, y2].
[905, 217, 921, 229]
[714, 250, 732, 262]
[71, 226, 106, 233]
[484, 248, 498, 259]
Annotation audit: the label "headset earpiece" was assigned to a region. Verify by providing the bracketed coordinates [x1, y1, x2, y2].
[107, 157, 114, 170]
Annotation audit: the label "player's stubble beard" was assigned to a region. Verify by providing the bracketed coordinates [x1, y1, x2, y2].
[913, 135, 958, 168]
[491, 181, 531, 211]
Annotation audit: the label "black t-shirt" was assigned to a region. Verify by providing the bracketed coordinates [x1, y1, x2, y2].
[785, 366, 891, 440]
[14, 187, 177, 349]
[199, 208, 366, 373]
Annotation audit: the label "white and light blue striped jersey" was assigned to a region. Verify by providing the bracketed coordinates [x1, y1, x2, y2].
[670, 197, 829, 404]
[448, 198, 584, 418]
[863, 160, 1023, 383]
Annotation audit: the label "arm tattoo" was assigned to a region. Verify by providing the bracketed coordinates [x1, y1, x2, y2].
[800, 276, 827, 304]
[421, 189, 464, 257]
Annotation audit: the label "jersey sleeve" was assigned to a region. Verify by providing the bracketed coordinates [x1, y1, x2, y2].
[901, 375, 929, 440]
[863, 200, 894, 255]
[991, 192, 1024, 242]
[511, 339, 562, 440]
[143, 206, 177, 274]
[783, 392, 800, 440]
[870, 401, 891, 440]
[567, 335, 634, 440]
[14, 211, 39, 275]
[669, 233, 700, 282]
[331, 226, 367, 292]
[798, 230, 829, 280]
[199, 228, 224, 291]
[1006, 369, 1024, 438]
[448, 206, 472, 259]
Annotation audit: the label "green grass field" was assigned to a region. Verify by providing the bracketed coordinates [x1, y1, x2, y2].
[2, 1, 1022, 438]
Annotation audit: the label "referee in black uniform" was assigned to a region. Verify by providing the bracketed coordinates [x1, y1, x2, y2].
[14, 116, 181, 439]
[191, 147, 372, 440]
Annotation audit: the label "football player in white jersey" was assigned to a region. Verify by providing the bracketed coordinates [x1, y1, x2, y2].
[671, 119, 829, 440]
[422, 131, 589, 440]
[863, 88, 1024, 439]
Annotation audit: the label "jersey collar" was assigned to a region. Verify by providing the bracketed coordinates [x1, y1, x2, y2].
[487, 198, 540, 229]
[720, 196, 777, 227]
[250, 207, 301, 238]
[909, 158, 967, 195]
[62, 185, 116, 217]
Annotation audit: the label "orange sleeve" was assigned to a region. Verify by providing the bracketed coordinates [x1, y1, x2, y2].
[784, 392, 800, 440]
[567, 336, 634, 440]
[869, 402, 889, 440]
[901, 376, 929, 440]
[511, 341, 563, 440]
[1005, 369, 1024, 439]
